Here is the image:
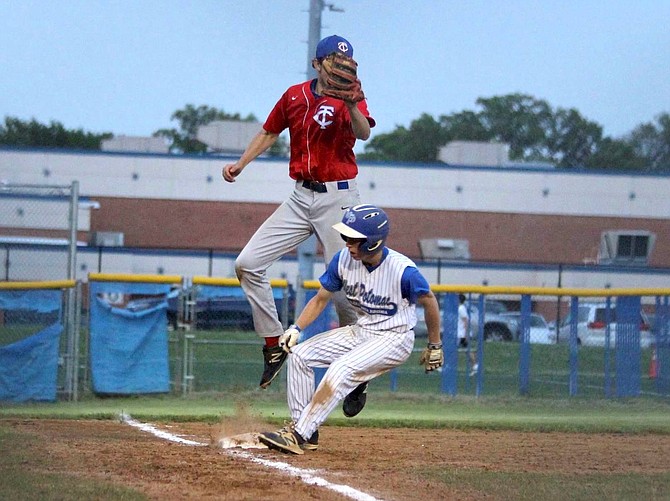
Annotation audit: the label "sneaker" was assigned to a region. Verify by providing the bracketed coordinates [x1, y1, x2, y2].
[260, 345, 288, 389]
[470, 363, 479, 377]
[342, 382, 368, 418]
[258, 427, 305, 455]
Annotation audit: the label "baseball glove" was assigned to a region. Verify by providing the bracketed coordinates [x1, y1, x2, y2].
[419, 343, 444, 373]
[321, 53, 365, 103]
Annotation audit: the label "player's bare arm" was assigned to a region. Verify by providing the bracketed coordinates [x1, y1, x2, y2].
[347, 102, 371, 140]
[222, 129, 279, 182]
[293, 287, 334, 330]
[417, 291, 441, 346]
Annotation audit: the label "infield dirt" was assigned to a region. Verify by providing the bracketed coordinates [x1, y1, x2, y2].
[5, 418, 670, 500]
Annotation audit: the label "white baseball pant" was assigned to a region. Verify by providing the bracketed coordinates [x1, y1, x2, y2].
[287, 325, 415, 440]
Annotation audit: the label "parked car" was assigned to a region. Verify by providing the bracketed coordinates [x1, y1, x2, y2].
[414, 298, 519, 342]
[499, 312, 552, 344]
[466, 300, 519, 342]
[167, 287, 294, 330]
[550, 302, 652, 347]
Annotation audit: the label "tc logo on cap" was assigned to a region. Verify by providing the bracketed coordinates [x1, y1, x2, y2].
[316, 35, 353, 59]
[337, 41, 350, 53]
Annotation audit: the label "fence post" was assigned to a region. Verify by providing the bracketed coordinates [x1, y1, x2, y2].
[569, 296, 579, 396]
[475, 294, 485, 396]
[63, 181, 80, 401]
[604, 297, 613, 397]
[615, 295, 642, 397]
[518, 294, 531, 395]
[656, 296, 670, 396]
[440, 293, 458, 396]
[182, 332, 195, 395]
[73, 280, 82, 401]
[280, 284, 289, 329]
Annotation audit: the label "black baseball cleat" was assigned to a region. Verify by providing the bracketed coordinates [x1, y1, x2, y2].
[342, 382, 368, 418]
[301, 429, 319, 451]
[260, 345, 288, 389]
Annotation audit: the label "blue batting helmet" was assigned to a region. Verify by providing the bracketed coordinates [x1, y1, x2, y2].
[333, 204, 390, 254]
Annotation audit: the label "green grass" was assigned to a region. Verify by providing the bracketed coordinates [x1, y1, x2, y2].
[2, 392, 670, 434]
[0, 425, 147, 501]
[421, 468, 670, 501]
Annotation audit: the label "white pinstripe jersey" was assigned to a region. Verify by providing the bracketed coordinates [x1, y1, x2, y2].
[335, 248, 418, 334]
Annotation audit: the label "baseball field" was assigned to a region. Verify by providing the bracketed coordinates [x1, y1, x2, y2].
[1, 393, 669, 501]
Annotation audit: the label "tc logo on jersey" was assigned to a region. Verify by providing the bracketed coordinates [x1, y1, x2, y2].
[313, 104, 335, 129]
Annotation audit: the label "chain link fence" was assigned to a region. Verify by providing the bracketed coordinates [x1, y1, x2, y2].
[0, 183, 81, 401]
[0, 182, 79, 281]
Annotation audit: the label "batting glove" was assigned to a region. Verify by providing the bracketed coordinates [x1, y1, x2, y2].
[419, 343, 444, 373]
[279, 324, 301, 354]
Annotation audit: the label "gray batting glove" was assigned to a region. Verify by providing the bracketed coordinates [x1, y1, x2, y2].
[279, 325, 301, 354]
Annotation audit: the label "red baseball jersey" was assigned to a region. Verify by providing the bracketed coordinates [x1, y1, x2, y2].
[263, 80, 375, 183]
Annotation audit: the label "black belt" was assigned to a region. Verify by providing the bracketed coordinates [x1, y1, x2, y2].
[301, 180, 349, 193]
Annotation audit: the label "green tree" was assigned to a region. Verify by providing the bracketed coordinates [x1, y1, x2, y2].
[360, 92, 667, 171]
[0, 116, 112, 149]
[627, 113, 670, 171]
[154, 104, 258, 154]
[545, 108, 603, 167]
[360, 113, 445, 162]
[476, 94, 554, 160]
[439, 110, 491, 143]
[585, 137, 647, 170]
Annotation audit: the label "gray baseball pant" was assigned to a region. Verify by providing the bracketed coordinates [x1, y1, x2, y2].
[235, 179, 360, 338]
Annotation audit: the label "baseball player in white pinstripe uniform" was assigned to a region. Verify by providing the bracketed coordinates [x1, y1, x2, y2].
[258, 204, 444, 454]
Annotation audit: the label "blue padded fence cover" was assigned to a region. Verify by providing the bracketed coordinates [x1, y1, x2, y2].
[89, 282, 171, 394]
[197, 284, 284, 299]
[615, 296, 641, 397]
[0, 289, 62, 312]
[440, 293, 459, 396]
[0, 322, 63, 402]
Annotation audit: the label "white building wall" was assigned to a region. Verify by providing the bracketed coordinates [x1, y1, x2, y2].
[1, 149, 669, 220]
[2, 148, 670, 291]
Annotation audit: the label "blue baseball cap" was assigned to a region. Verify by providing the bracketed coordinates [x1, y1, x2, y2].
[315, 35, 353, 59]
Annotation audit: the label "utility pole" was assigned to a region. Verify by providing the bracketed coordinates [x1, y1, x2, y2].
[296, 0, 343, 309]
[305, 0, 323, 80]
[305, 0, 344, 79]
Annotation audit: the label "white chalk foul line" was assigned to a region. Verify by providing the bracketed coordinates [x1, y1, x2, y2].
[120, 414, 206, 446]
[120, 413, 382, 501]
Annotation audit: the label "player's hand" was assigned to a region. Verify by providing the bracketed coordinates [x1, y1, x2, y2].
[419, 343, 444, 373]
[222, 163, 241, 183]
[279, 325, 301, 354]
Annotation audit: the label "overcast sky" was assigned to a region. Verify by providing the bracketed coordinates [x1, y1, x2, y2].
[1, 0, 669, 150]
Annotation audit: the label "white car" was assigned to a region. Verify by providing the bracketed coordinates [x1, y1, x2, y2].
[551, 302, 653, 348]
[414, 299, 519, 342]
[499, 312, 552, 344]
[466, 300, 519, 342]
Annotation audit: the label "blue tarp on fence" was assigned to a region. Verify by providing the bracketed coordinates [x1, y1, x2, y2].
[0, 322, 63, 402]
[89, 281, 171, 394]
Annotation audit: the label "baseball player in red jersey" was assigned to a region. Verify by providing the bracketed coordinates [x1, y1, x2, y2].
[222, 35, 375, 392]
